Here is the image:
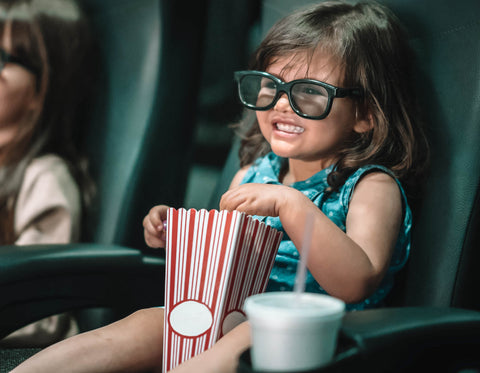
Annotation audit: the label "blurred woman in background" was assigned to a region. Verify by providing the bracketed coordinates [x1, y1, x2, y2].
[0, 0, 96, 347]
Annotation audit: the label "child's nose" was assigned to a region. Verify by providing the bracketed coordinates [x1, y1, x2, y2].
[273, 93, 294, 113]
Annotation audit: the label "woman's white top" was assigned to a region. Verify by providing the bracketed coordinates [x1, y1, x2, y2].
[14, 154, 81, 245]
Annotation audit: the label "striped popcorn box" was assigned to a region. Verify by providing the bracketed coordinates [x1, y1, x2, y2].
[163, 208, 283, 372]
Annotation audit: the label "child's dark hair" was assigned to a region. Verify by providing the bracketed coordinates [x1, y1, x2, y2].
[0, 0, 96, 243]
[238, 0, 429, 199]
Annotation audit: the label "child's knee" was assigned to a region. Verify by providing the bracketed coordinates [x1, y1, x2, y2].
[125, 308, 165, 334]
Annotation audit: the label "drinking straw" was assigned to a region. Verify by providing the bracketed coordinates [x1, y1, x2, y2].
[293, 212, 315, 294]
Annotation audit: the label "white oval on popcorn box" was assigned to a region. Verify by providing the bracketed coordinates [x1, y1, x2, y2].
[169, 300, 213, 337]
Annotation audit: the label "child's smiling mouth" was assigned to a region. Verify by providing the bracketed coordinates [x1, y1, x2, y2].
[275, 123, 305, 134]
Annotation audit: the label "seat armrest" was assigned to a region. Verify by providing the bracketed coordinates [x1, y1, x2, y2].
[339, 307, 480, 371]
[0, 244, 165, 339]
[238, 307, 480, 372]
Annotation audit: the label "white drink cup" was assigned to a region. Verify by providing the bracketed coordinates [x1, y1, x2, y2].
[244, 292, 345, 372]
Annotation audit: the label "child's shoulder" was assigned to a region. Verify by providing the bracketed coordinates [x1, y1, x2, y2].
[342, 165, 405, 207]
[346, 165, 398, 188]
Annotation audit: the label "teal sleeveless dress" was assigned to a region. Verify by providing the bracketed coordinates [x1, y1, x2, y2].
[240, 152, 412, 311]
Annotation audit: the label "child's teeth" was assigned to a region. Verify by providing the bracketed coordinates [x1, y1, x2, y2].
[276, 123, 304, 133]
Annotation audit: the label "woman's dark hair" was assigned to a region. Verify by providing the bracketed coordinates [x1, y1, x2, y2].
[238, 0, 429, 199]
[0, 0, 96, 243]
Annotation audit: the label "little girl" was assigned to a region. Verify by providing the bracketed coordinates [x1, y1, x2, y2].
[0, 0, 95, 346]
[12, 1, 429, 371]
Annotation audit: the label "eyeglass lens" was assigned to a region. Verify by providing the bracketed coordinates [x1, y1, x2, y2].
[239, 74, 329, 118]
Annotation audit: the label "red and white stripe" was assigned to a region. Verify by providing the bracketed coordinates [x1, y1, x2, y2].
[162, 208, 282, 372]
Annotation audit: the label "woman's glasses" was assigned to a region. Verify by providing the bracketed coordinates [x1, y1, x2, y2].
[0, 48, 38, 75]
[234, 70, 363, 120]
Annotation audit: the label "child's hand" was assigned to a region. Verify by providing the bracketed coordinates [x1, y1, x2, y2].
[143, 205, 169, 248]
[220, 183, 296, 217]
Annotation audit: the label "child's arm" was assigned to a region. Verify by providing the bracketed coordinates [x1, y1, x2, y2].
[228, 165, 251, 189]
[220, 171, 402, 304]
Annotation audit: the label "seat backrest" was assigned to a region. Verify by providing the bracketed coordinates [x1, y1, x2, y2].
[79, 0, 207, 249]
[212, 0, 480, 310]
[378, 0, 480, 309]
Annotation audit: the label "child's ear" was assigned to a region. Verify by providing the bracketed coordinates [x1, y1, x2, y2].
[353, 110, 373, 134]
[27, 90, 45, 112]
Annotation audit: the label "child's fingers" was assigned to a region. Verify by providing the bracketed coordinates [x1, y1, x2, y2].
[144, 205, 169, 231]
[143, 205, 170, 248]
[144, 218, 166, 248]
[219, 189, 233, 210]
[220, 188, 243, 211]
[143, 215, 160, 235]
[145, 233, 166, 249]
[148, 206, 164, 230]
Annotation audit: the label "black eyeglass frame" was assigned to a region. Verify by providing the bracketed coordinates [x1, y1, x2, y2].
[234, 70, 363, 120]
[0, 48, 39, 76]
